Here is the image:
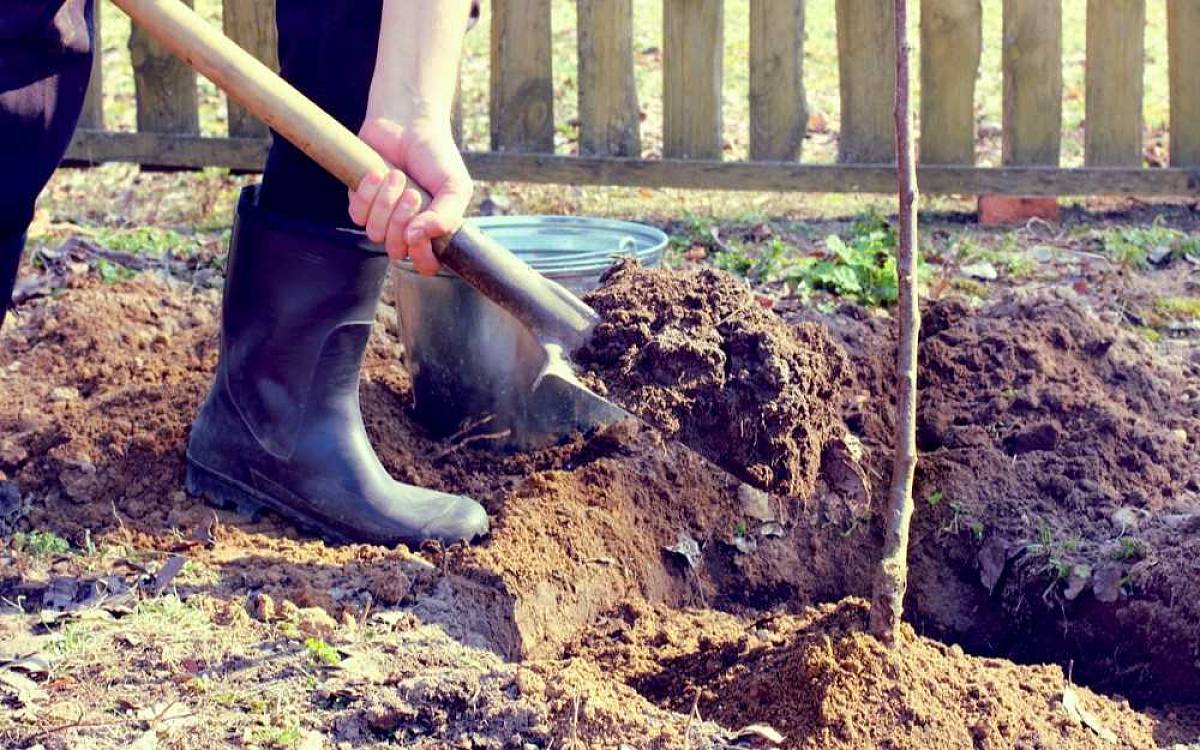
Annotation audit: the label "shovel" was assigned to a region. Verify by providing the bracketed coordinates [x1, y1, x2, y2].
[110, 0, 641, 447]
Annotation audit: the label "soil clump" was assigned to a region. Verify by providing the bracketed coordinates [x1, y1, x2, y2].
[580, 260, 854, 496]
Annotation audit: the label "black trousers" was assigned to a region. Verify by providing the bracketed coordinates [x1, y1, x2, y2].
[0, 0, 387, 327]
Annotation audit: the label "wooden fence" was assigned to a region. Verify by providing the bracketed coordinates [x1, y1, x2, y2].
[66, 0, 1200, 196]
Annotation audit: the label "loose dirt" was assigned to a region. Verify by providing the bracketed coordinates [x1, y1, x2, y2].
[574, 598, 1167, 750]
[2, 267, 1199, 747]
[793, 290, 1200, 703]
[580, 260, 854, 496]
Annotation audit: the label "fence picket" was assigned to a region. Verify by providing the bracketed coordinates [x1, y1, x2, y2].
[749, 0, 806, 162]
[79, 7, 104, 130]
[490, 0, 555, 152]
[63, 0, 1198, 197]
[222, 0, 277, 138]
[1168, 0, 1200, 167]
[129, 0, 199, 133]
[1085, 0, 1145, 167]
[578, 0, 640, 157]
[835, 0, 895, 163]
[1002, 0, 1061, 166]
[664, 0, 723, 159]
[919, 0, 981, 165]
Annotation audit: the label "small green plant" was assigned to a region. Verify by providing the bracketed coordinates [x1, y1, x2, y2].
[303, 637, 341, 667]
[12, 530, 71, 557]
[925, 490, 944, 507]
[1097, 222, 1198, 268]
[95, 226, 200, 257]
[1113, 537, 1145, 561]
[783, 216, 931, 307]
[733, 520, 749, 537]
[251, 721, 303, 749]
[969, 520, 986, 541]
[93, 257, 136, 284]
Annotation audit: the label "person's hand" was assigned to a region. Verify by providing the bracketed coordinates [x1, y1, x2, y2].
[348, 117, 472, 276]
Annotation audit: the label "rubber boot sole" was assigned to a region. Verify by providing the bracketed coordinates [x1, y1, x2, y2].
[184, 455, 354, 545]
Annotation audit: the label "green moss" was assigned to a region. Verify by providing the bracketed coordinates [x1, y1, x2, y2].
[1155, 297, 1200, 321]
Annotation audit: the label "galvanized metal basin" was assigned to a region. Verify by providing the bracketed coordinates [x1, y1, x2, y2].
[391, 215, 668, 448]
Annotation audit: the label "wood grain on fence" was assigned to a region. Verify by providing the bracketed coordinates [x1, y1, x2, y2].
[749, 0, 806, 162]
[1002, 0, 1061, 166]
[129, 0, 199, 133]
[663, 0, 723, 159]
[68, 0, 1199, 197]
[64, 131, 1200, 196]
[577, 0, 640, 157]
[79, 7, 104, 130]
[1168, 0, 1200, 167]
[919, 0, 981, 164]
[490, 0, 554, 152]
[836, 0, 895, 163]
[1085, 0, 1145, 167]
[222, 0, 277, 138]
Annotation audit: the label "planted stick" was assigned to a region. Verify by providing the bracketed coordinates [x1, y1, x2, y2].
[869, 0, 919, 648]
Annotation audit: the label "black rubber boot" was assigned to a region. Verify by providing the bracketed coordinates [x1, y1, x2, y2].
[0, 230, 23, 331]
[186, 187, 489, 546]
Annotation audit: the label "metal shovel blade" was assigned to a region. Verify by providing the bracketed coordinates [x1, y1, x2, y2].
[517, 342, 633, 447]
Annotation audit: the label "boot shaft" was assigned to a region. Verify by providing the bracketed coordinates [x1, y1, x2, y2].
[220, 186, 389, 459]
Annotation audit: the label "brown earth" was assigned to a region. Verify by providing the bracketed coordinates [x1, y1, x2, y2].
[2, 268, 1199, 747]
[580, 260, 854, 496]
[792, 290, 1200, 703]
[573, 598, 1167, 750]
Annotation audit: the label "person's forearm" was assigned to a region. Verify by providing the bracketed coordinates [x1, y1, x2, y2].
[366, 0, 473, 126]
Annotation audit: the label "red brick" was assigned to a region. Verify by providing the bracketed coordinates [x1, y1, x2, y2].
[977, 195, 1060, 227]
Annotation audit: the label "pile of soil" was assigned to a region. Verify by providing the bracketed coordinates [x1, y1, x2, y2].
[580, 261, 853, 496]
[800, 290, 1200, 702]
[573, 598, 1168, 749]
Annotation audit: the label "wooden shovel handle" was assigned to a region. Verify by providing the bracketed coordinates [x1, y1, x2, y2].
[109, 0, 598, 349]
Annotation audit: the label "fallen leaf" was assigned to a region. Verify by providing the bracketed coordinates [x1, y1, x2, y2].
[961, 261, 999, 281]
[758, 522, 785, 538]
[1063, 686, 1117, 743]
[298, 729, 326, 750]
[0, 668, 47, 707]
[732, 534, 757, 554]
[665, 532, 702, 569]
[1092, 566, 1124, 604]
[738, 484, 775, 523]
[1063, 564, 1092, 601]
[150, 555, 187, 596]
[727, 723, 785, 745]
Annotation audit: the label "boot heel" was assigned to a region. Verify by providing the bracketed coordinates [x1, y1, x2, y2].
[185, 459, 264, 519]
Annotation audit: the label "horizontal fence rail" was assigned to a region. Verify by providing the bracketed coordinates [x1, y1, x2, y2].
[66, 0, 1200, 196]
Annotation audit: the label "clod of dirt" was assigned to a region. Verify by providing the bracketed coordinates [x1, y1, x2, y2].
[580, 261, 853, 496]
[576, 598, 1166, 750]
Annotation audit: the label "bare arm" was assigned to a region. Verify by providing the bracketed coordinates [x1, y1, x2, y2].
[347, 0, 475, 275]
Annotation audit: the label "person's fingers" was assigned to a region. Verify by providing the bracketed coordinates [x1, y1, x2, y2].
[409, 235, 439, 276]
[404, 176, 473, 248]
[384, 188, 424, 261]
[365, 170, 408, 243]
[347, 172, 384, 227]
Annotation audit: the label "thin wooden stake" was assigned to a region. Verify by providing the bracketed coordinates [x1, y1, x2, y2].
[869, 0, 919, 648]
